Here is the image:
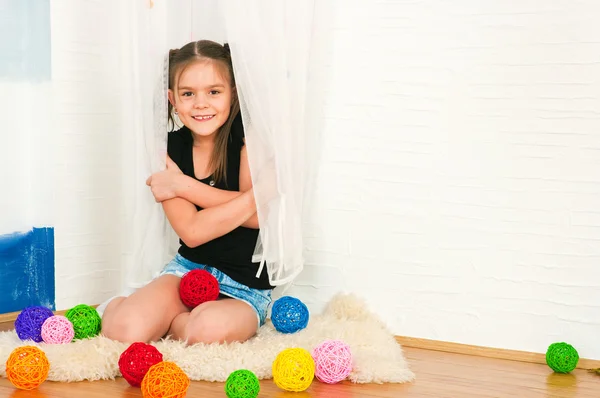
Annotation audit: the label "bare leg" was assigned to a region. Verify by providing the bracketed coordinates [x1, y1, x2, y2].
[101, 275, 188, 343]
[168, 298, 258, 345]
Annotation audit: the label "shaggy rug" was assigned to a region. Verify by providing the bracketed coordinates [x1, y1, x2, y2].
[0, 293, 414, 384]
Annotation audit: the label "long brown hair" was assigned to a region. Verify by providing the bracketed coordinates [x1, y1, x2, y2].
[168, 40, 239, 185]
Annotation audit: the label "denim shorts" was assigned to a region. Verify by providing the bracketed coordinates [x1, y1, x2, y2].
[159, 254, 272, 328]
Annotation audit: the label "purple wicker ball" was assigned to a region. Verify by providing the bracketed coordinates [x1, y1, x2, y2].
[15, 306, 54, 342]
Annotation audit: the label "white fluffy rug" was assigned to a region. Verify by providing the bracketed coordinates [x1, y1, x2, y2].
[0, 293, 414, 384]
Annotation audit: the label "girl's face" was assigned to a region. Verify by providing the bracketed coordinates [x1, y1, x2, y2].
[169, 60, 233, 139]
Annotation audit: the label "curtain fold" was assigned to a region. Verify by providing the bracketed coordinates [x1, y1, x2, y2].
[120, 0, 174, 291]
[219, 0, 321, 286]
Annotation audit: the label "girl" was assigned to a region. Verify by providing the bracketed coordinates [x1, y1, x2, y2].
[101, 40, 273, 345]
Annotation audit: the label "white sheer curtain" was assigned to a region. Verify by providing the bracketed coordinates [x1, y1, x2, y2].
[115, 0, 325, 292]
[119, 0, 174, 292]
[219, 1, 323, 286]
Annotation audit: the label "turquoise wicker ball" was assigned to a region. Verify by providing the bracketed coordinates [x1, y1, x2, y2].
[271, 296, 309, 334]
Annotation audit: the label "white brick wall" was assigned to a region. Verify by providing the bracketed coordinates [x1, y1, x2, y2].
[38, 0, 600, 360]
[288, 0, 600, 359]
[51, 0, 123, 309]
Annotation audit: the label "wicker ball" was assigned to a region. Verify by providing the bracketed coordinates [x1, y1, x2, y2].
[179, 269, 220, 308]
[5, 346, 50, 390]
[119, 342, 164, 387]
[271, 296, 309, 334]
[546, 342, 579, 373]
[41, 315, 74, 344]
[64, 304, 102, 340]
[312, 340, 353, 384]
[141, 361, 190, 398]
[225, 369, 260, 398]
[272, 348, 315, 392]
[15, 306, 54, 342]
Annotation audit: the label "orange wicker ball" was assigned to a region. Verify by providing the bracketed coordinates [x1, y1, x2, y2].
[5, 346, 50, 390]
[141, 361, 190, 398]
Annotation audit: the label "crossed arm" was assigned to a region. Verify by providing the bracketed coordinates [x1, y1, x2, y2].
[147, 146, 259, 248]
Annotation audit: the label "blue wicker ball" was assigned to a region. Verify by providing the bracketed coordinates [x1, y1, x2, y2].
[271, 296, 309, 334]
[15, 306, 55, 342]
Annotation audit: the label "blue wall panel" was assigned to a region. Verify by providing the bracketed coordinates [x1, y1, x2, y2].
[0, 228, 56, 313]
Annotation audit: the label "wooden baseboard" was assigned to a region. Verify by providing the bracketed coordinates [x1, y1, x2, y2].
[0, 311, 21, 326]
[396, 335, 600, 370]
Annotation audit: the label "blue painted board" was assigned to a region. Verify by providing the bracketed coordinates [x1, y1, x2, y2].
[0, 227, 56, 313]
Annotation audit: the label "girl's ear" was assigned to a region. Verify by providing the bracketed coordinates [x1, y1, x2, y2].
[168, 89, 176, 107]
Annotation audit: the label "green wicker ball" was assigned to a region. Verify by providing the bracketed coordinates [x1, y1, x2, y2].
[225, 369, 260, 398]
[65, 304, 102, 340]
[546, 342, 579, 373]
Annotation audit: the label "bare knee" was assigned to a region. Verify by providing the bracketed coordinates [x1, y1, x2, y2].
[185, 318, 229, 345]
[102, 299, 155, 343]
[184, 303, 256, 345]
[101, 275, 188, 343]
[103, 315, 149, 343]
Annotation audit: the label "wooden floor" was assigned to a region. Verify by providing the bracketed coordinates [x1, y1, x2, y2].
[1, 346, 598, 397]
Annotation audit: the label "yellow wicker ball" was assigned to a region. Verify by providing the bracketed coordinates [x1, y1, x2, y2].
[272, 348, 315, 392]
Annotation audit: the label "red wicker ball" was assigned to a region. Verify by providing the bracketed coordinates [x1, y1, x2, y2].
[118, 342, 164, 387]
[179, 269, 220, 308]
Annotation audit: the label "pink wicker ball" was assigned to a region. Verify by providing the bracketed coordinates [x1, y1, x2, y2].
[41, 315, 75, 344]
[311, 340, 353, 384]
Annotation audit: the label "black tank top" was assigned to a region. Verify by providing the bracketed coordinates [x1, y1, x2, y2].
[166, 113, 272, 289]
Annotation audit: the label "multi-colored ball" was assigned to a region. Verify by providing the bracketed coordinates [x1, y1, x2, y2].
[272, 347, 315, 392]
[119, 342, 164, 387]
[141, 361, 190, 398]
[225, 369, 260, 398]
[41, 315, 75, 344]
[270, 296, 309, 334]
[15, 306, 54, 342]
[179, 269, 220, 308]
[64, 304, 102, 340]
[312, 340, 353, 384]
[5, 346, 50, 390]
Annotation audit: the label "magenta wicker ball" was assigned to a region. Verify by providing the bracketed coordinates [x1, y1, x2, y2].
[179, 269, 220, 308]
[118, 342, 164, 387]
[311, 340, 353, 384]
[41, 315, 74, 344]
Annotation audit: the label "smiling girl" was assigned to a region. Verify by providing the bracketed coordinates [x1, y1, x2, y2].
[101, 40, 273, 345]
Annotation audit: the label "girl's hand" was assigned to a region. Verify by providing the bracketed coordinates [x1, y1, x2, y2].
[146, 156, 184, 202]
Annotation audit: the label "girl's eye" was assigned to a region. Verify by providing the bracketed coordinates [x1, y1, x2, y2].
[209, 90, 220, 95]
[182, 92, 193, 97]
